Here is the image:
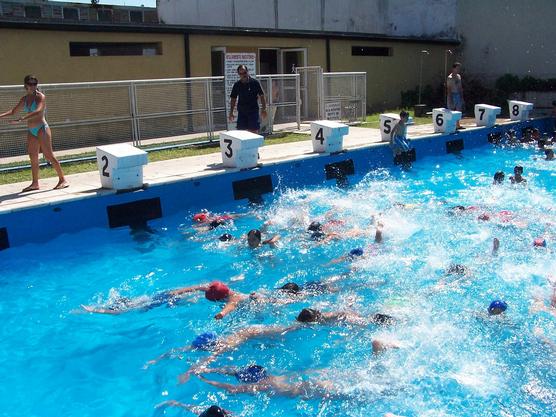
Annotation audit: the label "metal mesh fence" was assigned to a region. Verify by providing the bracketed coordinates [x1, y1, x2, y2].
[0, 70, 366, 160]
[323, 72, 366, 123]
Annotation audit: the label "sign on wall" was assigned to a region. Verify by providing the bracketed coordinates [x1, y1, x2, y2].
[225, 53, 257, 128]
[325, 102, 341, 120]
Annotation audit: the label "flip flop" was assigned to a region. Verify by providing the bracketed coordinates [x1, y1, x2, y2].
[21, 185, 39, 193]
[53, 182, 69, 190]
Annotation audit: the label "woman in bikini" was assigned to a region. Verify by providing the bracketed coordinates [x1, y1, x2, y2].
[0, 75, 67, 192]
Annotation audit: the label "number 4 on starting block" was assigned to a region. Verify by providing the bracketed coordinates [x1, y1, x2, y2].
[310, 120, 349, 153]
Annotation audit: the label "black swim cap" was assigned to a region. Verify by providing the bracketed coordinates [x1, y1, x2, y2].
[446, 264, 468, 275]
[219, 233, 233, 242]
[308, 221, 323, 232]
[297, 308, 322, 323]
[199, 405, 228, 417]
[371, 313, 395, 325]
[279, 282, 300, 293]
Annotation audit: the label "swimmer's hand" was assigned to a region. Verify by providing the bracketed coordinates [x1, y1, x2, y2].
[143, 359, 156, 369]
[178, 371, 192, 384]
[214, 312, 224, 320]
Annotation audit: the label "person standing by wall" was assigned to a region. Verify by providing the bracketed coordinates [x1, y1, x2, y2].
[228, 65, 267, 133]
[447, 62, 465, 130]
[0, 75, 68, 192]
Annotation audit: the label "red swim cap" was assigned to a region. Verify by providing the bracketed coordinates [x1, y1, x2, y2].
[534, 238, 547, 247]
[205, 281, 230, 301]
[193, 213, 208, 222]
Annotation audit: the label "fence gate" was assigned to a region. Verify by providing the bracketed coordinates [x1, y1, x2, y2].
[295, 66, 324, 121]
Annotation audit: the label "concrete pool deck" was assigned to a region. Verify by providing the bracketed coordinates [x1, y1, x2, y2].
[0, 118, 509, 214]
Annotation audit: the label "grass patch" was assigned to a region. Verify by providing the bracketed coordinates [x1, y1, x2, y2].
[0, 132, 311, 185]
[359, 108, 431, 129]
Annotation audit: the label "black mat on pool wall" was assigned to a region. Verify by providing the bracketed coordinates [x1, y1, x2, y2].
[394, 149, 416, 165]
[325, 159, 355, 180]
[0, 227, 9, 250]
[232, 175, 273, 201]
[446, 139, 464, 153]
[106, 197, 162, 228]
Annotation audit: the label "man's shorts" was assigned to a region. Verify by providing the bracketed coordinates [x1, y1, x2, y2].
[237, 111, 260, 131]
[450, 93, 463, 111]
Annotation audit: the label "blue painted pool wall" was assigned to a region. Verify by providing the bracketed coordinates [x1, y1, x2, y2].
[1, 118, 553, 248]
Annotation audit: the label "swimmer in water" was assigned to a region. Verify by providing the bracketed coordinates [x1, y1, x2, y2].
[82, 281, 245, 319]
[493, 171, 505, 184]
[176, 324, 301, 383]
[197, 364, 341, 399]
[487, 300, 508, 316]
[509, 165, 526, 184]
[545, 148, 555, 161]
[295, 307, 394, 327]
[247, 229, 280, 248]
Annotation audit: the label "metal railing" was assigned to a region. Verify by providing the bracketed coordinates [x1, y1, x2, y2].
[0, 73, 302, 159]
[0, 70, 366, 160]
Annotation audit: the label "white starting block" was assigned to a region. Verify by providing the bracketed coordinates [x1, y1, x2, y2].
[310, 120, 349, 153]
[379, 113, 400, 142]
[96, 144, 148, 190]
[474, 104, 501, 127]
[432, 108, 462, 133]
[508, 100, 533, 121]
[220, 130, 264, 169]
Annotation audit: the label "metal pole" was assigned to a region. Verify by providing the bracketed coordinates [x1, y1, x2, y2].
[295, 73, 301, 129]
[205, 78, 214, 141]
[130, 82, 140, 146]
[418, 50, 429, 105]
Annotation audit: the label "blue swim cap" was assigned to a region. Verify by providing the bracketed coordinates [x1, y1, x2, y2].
[234, 365, 267, 383]
[191, 332, 218, 350]
[349, 248, 364, 257]
[488, 300, 508, 314]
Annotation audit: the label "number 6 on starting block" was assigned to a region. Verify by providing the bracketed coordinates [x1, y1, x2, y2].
[311, 120, 349, 153]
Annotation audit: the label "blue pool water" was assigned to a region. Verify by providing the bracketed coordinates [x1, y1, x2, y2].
[1, 143, 556, 417]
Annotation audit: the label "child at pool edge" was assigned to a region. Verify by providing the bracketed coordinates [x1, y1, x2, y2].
[389, 110, 411, 155]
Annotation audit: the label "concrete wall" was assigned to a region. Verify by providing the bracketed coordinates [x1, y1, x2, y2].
[157, 0, 457, 39]
[456, 0, 556, 84]
[329, 39, 447, 110]
[0, 28, 185, 84]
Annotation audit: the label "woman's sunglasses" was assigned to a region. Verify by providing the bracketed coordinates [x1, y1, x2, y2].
[26, 82, 38, 86]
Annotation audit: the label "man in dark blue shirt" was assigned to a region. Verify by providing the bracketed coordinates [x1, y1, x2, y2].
[228, 65, 267, 133]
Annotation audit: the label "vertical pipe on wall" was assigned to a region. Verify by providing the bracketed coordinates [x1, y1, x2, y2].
[184, 33, 191, 78]
[326, 38, 331, 72]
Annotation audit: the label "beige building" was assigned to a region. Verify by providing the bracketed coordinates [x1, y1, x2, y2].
[0, 1, 459, 111]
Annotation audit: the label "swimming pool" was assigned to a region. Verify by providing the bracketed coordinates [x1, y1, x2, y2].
[2, 135, 556, 417]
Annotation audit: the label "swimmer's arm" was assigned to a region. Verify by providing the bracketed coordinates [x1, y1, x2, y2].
[155, 400, 198, 413]
[170, 285, 209, 296]
[144, 346, 191, 368]
[262, 234, 280, 246]
[198, 366, 238, 375]
[81, 304, 125, 315]
[198, 376, 257, 394]
[0, 97, 24, 118]
[215, 296, 240, 319]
